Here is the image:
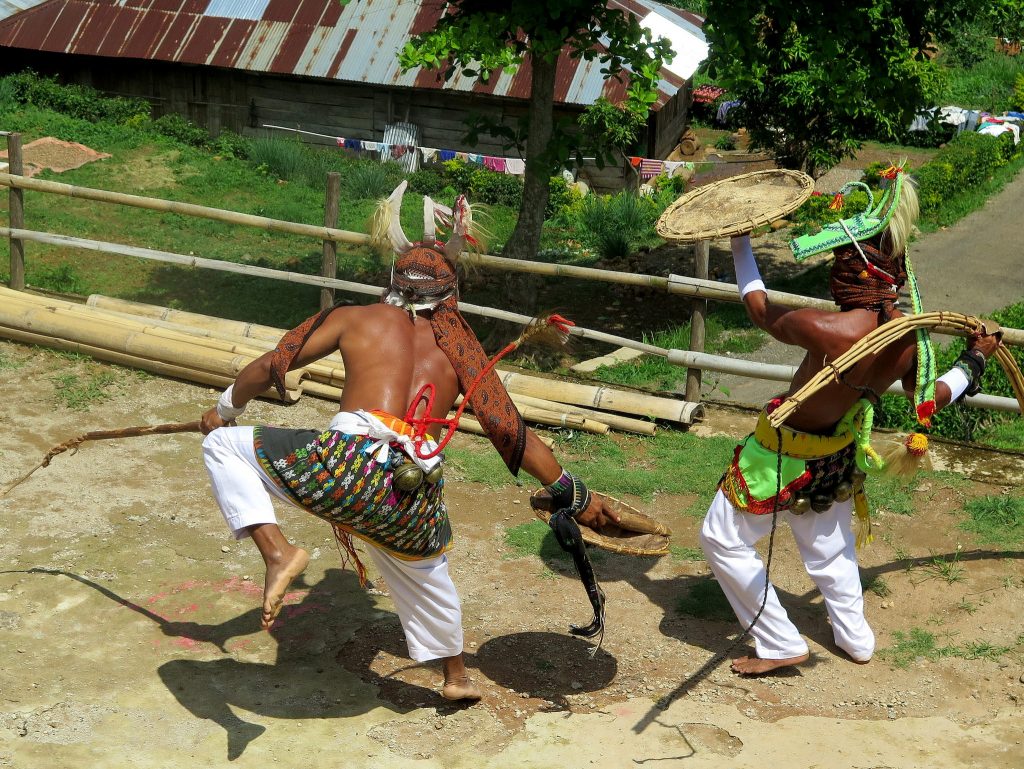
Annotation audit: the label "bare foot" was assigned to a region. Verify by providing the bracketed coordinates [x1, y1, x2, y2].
[262, 547, 309, 630]
[731, 652, 809, 676]
[442, 675, 482, 701]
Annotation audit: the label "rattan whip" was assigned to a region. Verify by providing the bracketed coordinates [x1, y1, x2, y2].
[656, 169, 814, 242]
[1, 421, 202, 497]
[769, 313, 1024, 427]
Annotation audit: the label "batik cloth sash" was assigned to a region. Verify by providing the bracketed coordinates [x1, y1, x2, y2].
[253, 421, 452, 561]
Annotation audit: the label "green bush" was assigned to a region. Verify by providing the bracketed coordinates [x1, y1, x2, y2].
[153, 113, 209, 148]
[916, 131, 1019, 215]
[209, 129, 250, 160]
[343, 160, 404, 199]
[248, 136, 309, 181]
[406, 168, 448, 196]
[546, 175, 580, 218]
[4, 70, 150, 124]
[574, 190, 667, 259]
[471, 169, 522, 207]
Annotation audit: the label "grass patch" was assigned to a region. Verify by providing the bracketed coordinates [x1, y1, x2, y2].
[913, 550, 967, 585]
[862, 575, 891, 598]
[880, 627, 1013, 669]
[676, 577, 734, 621]
[880, 628, 958, 668]
[960, 495, 1024, 549]
[50, 369, 118, 411]
[974, 419, 1024, 451]
[503, 520, 569, 563]
[867, 473, 916, 516]
[670, 545, 705, 562]
[0, 349, 25, 370]
[591, 311, 766, 393]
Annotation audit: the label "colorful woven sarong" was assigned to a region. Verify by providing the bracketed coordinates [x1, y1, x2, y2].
[253, 424, 452, 561]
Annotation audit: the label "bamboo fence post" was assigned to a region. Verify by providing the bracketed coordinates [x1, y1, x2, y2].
[685, 239, 709, 402]
[321, 172, 340, 311]
[7, 134, 24, 291]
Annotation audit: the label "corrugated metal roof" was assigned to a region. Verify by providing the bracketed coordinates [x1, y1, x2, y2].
[0, 0, 707, 110]
[0, 0, 47, 23]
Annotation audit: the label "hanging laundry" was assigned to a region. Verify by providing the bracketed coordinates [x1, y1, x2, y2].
[336, 137, 345, 147]
[628, 156, 642, 167]
[439, 149, 457, 161]
[456, 152, 469, 162]
[393, 144, 408, 159]
[467, 153, 484, 165]
[344, 138, 360, 150]
[504, 158, 526, 175]
[640, 159, 664, 180]
[420, 147, 438, 163]
[361, 140, 379, 152]
[483, 156, 506, 173]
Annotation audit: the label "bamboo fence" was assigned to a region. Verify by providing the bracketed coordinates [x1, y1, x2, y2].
[0, 288, 696, 434]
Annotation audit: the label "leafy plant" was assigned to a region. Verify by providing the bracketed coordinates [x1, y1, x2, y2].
[153, 113, 209, 148]
[29, 263, 85, 294]
[343, 161, 404, 199]
[50, 370, 118, 411]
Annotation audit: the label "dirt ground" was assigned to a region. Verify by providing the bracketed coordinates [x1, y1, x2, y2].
[0, 339, 1022, 768]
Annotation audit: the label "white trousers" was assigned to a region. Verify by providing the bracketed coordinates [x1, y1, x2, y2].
[699, 489, 874, 662]
[202, 425, 464, 662]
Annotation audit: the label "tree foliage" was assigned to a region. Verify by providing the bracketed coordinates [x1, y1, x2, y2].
[703, 1, 948, 175]
[394, 0, 674, 260]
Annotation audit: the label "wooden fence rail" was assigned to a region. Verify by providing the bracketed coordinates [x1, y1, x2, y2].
[1, 138, 1020, 416]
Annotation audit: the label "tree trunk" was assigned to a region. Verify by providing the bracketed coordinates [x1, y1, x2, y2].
[502, 52, 558, 262]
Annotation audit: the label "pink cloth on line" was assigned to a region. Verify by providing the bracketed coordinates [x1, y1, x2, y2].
[336, 137, 344, 147]
[483, 156, 506, 173]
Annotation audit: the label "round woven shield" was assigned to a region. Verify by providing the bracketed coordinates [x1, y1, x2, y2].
[656, 169, 814, 242]
[530, 490, 671, 557]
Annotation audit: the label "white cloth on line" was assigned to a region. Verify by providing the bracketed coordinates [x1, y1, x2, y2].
[201, 422, 463, 661]
[699, 489, 875, 662]
[504, 158, 526, 175]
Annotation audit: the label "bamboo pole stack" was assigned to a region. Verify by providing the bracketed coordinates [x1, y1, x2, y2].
[0, 289, 702, 436]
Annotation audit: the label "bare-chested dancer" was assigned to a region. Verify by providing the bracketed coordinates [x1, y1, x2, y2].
[699, 171, 1002, 675]
[200, 187, 616, 701]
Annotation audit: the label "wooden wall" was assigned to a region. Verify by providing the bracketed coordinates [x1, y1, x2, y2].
[2, 50, 690, 192]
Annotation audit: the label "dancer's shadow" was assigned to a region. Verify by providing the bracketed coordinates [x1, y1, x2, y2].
[23, 567, 433, 760]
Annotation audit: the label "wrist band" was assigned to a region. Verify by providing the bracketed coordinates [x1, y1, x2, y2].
[545, 468, 592, 520]
[731, 234, 766, 298]
[951, 349, 986, 399]
[937, 366, 971, 403]
[216, 385, 247, 421]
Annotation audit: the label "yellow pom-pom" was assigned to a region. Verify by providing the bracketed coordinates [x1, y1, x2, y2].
[859, 269, 870, 280]
[904, 432, 928, 457]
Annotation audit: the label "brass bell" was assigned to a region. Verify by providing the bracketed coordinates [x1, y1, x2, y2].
[833, 481, 854, 502]
[789, 496, 811, 515]
[424, 464, 444, 485]
[392, 461, 424, 492]
[811, 494, 833, 513]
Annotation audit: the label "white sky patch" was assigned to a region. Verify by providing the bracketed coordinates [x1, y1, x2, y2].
[641, 12, 709, 80]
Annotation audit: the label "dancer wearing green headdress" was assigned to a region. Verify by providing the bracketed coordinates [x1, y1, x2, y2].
[699, 167, 1003, 675]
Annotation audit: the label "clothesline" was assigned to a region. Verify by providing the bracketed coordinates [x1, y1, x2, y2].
[262, 124, 764, 179]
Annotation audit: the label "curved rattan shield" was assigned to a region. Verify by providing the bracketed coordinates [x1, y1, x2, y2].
[656, 169, 815, 242]
[530, 490, 671, 557]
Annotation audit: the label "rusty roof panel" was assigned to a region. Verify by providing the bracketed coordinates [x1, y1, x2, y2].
[180, 15, 229, 63]
[0, 0, 706, 110]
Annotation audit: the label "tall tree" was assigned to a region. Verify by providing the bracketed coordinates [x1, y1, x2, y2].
[703, 0, 949, 176]
[397, 1, 673, 260]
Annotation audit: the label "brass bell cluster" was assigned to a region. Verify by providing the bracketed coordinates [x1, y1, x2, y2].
[391, 455, 444, 492]
[787, 468, 866, 515]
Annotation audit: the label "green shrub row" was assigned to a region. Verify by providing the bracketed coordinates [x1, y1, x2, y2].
[914, 130, 1020, 215]
[2, 70, 149, 124]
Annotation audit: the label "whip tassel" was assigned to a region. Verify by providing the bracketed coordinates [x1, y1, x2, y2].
[1, 421, 202, 498]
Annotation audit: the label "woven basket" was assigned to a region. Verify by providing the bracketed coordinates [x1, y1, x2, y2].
[530, 490, 671, 557]
[655, 169, 814, 242]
